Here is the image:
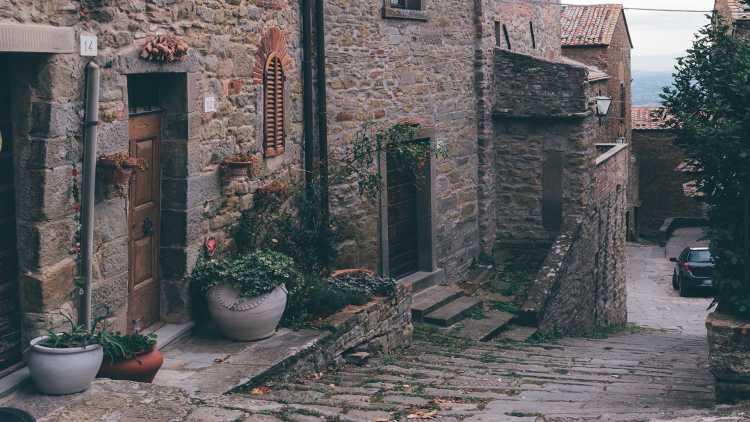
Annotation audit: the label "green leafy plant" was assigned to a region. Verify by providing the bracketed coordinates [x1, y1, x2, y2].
[192, 249, 301, 299]
[100, 332, 157, 363]
[661, 18, 750, 316]
[333, 121, 448, 198]
[39, 324, 100, 349]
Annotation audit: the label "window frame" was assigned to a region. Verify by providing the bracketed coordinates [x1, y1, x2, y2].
[383, 0, 427, 21]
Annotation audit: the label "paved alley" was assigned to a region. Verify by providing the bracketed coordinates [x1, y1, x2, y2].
[7, 231, 750, 421]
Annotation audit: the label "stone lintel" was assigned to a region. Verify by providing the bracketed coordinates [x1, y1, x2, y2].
[0, 24, 75, 54]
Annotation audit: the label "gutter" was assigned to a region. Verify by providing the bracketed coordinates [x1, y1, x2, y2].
[80, 61, 99, 330]
[315, 0, 330, 267]
[302, 0, 314, 199]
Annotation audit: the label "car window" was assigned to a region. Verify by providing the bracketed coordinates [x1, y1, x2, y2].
[688, 250, 712, 262]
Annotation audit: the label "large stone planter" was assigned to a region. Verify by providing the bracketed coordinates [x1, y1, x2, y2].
[28, 336, 104, 395]
[706, 311, 750, 403]
[207, 284, 287, 341]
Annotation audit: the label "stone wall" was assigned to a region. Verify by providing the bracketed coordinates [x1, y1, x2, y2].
[1, 2, 304, 336]
[632, 129, 705, 233]
[522, 144, 628, 335]
[324, 0, 480, 279]
[475, 0, 562, 251]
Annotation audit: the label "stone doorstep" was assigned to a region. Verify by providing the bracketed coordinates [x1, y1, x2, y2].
[153, 327, 329, 395]
[423, 296, 482, 327]
[411, 284, 465, 320]
[398, 269, 446, 294]
[450, 309, 514, 341]
[0, 321, 195, 400]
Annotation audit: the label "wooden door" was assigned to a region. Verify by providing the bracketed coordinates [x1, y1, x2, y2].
[0, 58, 22, 373]
[128, 113, 161, 333]
[387, 152, 419, 279]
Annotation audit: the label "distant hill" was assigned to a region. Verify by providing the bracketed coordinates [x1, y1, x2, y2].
[632, 70, 674, 107]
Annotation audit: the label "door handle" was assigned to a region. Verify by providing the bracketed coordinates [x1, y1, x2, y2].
[143, 216, 154, 236]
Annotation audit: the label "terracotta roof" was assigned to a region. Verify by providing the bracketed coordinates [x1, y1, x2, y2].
[720, 0, 750, 21]
[561, 4, 633, 48]
[632, 106, 670, 130]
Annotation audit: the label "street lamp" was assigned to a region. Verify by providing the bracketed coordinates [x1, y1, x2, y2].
[595, 95, 613, 117]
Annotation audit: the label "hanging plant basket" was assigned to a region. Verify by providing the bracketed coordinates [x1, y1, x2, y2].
[98, 152, 147, 186]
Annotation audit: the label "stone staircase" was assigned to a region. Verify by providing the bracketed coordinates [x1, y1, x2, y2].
[409, 267, 538, 342]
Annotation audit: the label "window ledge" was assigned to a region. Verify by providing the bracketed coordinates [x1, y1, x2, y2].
[382, 6, 428, 21]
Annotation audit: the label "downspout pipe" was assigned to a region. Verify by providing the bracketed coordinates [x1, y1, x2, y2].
[315, 0, 330, 267]
[302, 0, 314, 200]
[80, 61, 99, 331]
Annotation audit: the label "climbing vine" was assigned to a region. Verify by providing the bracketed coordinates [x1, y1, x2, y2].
[333, 121, 448, 198]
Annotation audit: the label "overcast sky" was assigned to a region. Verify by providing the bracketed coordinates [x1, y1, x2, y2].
[563, 0, 714, 72]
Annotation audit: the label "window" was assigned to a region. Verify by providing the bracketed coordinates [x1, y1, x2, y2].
[619, 82, 626, 119]
[494, 22, 501, 47]
[263, 53, 285, 158]
[529, 21, 536, 49]
[390, 0, 421, 10]
[383, 0, 427, 21]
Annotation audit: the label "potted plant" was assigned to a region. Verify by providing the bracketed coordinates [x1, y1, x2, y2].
[98, 152, 147, 185]
[28, 323, 104, 395]
[97, 332, 163, 383]
[222, 152, 258, 180]
[192, 249, 299, 341]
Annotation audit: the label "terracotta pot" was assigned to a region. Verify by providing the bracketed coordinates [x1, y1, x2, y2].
[331, 268, 376, 278]
[97, 348, 164, 383]
[706, 311, 750, 403]
[223, 161, 253, 179]
[207, 284, 287, 341]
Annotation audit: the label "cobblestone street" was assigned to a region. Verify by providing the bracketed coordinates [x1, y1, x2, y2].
[7, 233, 750, 421]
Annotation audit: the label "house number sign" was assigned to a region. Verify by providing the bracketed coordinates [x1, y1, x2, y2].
[80, 33, 98, 57]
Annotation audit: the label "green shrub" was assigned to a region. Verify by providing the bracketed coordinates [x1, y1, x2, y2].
[191, 249, 301, 299]
[100, 332, 157, 362]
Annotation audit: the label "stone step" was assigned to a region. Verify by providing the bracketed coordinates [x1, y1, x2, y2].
[496, 324, 538, 342]
[411, 285, 465, 321]
[398, 269, 446, 293]
[423, 296, 482, 327]
[450, 309, 514, 341]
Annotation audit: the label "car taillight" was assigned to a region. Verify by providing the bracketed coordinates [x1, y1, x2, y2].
[682, 262, 693, 274]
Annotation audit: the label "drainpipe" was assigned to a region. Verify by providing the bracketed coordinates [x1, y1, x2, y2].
[302, 0, 314, 200]
[80, 62, 99, 331]
[315, 0, 330, 268]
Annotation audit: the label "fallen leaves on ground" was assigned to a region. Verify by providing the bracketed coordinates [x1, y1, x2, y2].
[249, 386, 271, 396]
[406, 410, 438, 419]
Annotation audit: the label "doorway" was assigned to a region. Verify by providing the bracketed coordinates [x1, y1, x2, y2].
[385, 138, 434, 279]
[127, 74, 164, 332]
[0, 56, 22, 373]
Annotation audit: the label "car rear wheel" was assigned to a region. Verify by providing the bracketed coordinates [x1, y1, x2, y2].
[672, 271, 679, 290]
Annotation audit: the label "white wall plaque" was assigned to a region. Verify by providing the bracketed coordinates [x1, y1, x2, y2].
[204, 96, 216, 113]
[80, 33, 97, 57]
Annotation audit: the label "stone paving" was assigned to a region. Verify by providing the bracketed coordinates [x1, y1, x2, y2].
[5, 233, 750, 421]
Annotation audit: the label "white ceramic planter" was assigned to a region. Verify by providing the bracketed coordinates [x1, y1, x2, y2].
[207, 284, 287, 341]
[28, 336, 103, 395]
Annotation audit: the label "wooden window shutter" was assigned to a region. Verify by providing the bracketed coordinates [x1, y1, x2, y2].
[264, 54, 285, 158]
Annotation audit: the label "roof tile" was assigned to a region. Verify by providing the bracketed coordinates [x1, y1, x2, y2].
[632, 106, 668, 130]
[561, 4, 624, 46]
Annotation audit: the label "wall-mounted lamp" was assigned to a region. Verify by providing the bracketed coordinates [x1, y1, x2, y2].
[595, 95, 613, 117]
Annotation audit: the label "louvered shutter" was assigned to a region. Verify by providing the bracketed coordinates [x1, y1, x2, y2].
[264, 55, 285, 158]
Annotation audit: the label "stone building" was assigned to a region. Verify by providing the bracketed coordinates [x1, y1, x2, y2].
[560, 4, 639, 239]
[631, 107, 704, 234]
[715, 0, 750, 38]
[0, 0, 628, 376]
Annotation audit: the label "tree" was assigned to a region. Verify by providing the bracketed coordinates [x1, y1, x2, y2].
[661, 18, 750, 316]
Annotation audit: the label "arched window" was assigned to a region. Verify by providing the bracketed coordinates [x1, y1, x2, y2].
[264, 53, 285, 158]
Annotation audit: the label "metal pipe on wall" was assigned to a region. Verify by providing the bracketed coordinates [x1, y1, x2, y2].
[315, 0, 330, 267]
[80, 61, 99, 331]
[302, 0, 314, 199]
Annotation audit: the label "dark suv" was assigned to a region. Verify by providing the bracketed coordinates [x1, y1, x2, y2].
[670, 247, 714, 297]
